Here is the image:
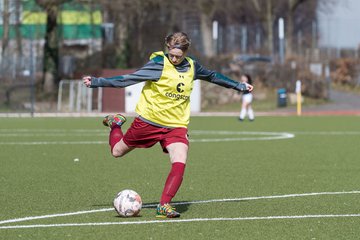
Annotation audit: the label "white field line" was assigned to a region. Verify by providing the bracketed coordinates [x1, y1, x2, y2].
[0, 130, 291, 136]
[3, 130, 359, 144]
[1, 214, 360, 229]
[291, 131, 360, 135]
[1, 191, 360, 226]
[2, 129, 360, 134]
[0, 129, 107, 133]
[2, 131, 360, 137]
[0, 141, 108, 145]
[0, 131, 294, 144]
[0, 133, 108, 137]
[0, 136, 294, 145]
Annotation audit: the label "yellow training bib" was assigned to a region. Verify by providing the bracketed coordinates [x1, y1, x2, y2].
[135, 51, 195, 128]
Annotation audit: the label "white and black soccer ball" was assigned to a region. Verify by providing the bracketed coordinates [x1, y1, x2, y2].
[113, 189, 142, 217]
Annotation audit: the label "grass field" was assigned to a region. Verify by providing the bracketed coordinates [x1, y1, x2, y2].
[1, 116, 360, 239]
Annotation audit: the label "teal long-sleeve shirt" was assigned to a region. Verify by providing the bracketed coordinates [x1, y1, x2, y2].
[90, 53, 247, 92]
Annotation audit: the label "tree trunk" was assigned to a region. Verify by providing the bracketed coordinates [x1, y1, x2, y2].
[286, 0, 295, 58]
[15, 0, 22, 56]
[266, 0, 274, 55]
[200, 11, 214, 57]
[286, 0, 308, 58]
[42, 5, 59, 94]
[1, 0, 10, 57]
[114, 14, 129, 68]
[14, 0, 22, 76]
[36, 0, 71, 94]
[286, 11, 294, 58]
[196, 0, 217, 57]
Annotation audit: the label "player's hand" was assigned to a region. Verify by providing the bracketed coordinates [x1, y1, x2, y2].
[82, 76, 92, 87]
[245, 83, 253, 92]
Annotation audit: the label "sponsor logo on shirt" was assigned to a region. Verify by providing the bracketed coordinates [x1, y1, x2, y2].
[164, 75, 190, 101]
[165, 92, 189, 101]
[176, 83, 185, 93]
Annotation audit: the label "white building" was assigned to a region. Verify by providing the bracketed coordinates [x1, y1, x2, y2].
[318, 0, 360, 49]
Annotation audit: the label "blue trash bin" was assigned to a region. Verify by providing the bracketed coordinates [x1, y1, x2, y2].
[277, 88, 287, 107]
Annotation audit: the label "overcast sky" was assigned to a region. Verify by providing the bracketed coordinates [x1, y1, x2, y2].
[318, 0, 360, 48]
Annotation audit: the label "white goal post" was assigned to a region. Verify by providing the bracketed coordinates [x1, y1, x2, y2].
[57, 80, 103, 112]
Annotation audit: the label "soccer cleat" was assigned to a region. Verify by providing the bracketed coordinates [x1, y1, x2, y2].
[156, 204, 180, 218]
[102, 114, 127, 128]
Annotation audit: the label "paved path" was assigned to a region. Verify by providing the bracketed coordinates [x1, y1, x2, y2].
[265, 89, 360, 116]
[312, 89, 360, 111]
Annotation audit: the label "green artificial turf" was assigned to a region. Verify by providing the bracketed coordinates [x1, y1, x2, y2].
[0, 116, 360, 239]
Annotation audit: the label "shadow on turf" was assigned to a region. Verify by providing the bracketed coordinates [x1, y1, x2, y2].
[142, 201, 190, 214]
[92, 201, 190, 214]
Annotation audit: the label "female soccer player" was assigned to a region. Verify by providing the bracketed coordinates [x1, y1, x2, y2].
[239, 74, 255, 121]
[83, 32, 253, 218]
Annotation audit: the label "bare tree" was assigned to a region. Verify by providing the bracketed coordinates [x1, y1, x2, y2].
[196, 0, 220, 57]
[1, 0, 22, 76]
[101, 0, 173, 67]
[246, 0, 275, 55]
[1, 0, 10, 57]
[36, 0, 70, 94]
[248, 0, 322, 58]
[14, 0, 22, 56]
[285, 0, 308, 57]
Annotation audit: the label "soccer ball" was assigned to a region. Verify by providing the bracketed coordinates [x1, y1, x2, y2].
[113, 189, 142, 217]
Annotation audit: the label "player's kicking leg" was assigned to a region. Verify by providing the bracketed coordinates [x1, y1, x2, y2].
[102, 113, 133, 158]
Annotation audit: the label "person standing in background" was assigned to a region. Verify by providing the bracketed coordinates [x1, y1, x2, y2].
[239, 74, 255, 121]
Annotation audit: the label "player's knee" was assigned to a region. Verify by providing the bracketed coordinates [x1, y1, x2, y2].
[172, 153, 187, 164]
[111, 149, 124, 158]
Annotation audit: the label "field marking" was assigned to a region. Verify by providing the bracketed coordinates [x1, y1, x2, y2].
[0, 133, 108, 137]
[0, 130, 294, 144]
[5, 129, 359, 144]
[291, 131, 360, 135]
[1, 190, 359, 226]
[190, 131, 294, 142]
[4, 130, 358, 145]
[1, 213, 360, 229]
[0, 141, 109, 145]
[1, 130, 360, 138]
[2, 129, 360, 134]
[0, 129, 107, 133]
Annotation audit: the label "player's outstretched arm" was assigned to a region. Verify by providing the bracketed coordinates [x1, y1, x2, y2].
[81, 58, 163, 89]
[194, 61, 254, 92]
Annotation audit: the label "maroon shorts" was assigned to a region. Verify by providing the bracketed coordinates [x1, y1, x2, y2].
[123, 117, 189, 153]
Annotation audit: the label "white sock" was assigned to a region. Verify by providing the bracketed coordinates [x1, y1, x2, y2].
[248, 107, 254, 120]
[240, 108, 246, 119]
